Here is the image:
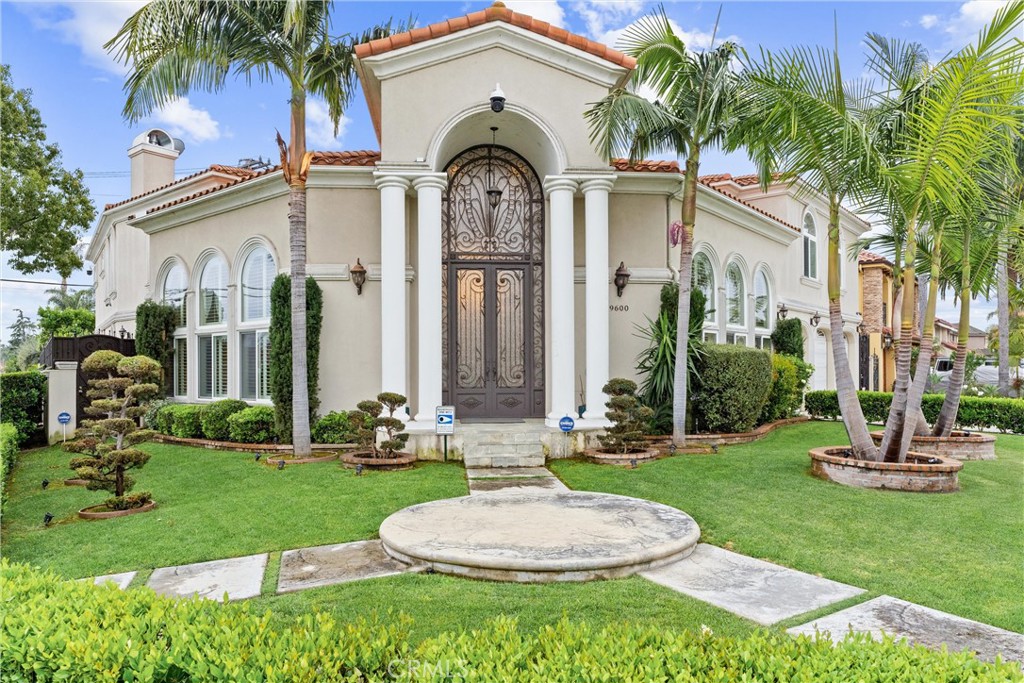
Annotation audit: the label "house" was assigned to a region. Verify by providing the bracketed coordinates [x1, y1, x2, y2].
[857, 251, 897, 391]
[86, 4, 866, 461]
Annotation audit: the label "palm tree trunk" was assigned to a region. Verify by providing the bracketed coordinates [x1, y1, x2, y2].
[826, 203, 877, 459]
[997, 236, 1010, 395]
[896, 237, 941, 462]
[934, 229, 972, 436]
[672, 156, 699, 448]
[879, 217, 918, 459]
[289, 92, 312, 457]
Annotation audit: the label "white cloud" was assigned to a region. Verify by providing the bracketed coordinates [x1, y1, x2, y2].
[919, 14, 939, 29]
[153, 98, 221, 143]
[918, 1, 1011, 49]
[501, 0, 566, 27]
[19, 2, 147, 74]
[305, 99, 351, 150]
[572, 0, 645, 38]
[597, 16, 740, 55]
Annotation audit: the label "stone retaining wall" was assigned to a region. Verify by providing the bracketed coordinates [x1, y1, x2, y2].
[809, 447, 962, 493]
[869, 431, 996, 460]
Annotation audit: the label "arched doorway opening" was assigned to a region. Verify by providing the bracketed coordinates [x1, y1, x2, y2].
[442, 145, 545, 419]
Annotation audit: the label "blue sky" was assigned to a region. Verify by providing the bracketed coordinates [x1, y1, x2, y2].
[0, 0, 1007, 340]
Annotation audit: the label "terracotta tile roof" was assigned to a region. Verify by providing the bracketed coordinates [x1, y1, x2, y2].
[102, 165, 253, 210]
[145, 164, 281, 215]
[309, 150, 380, 166]
[698, 172, 783, 187]
[615, 160, 798, 232]
[859, 251, 893, 266]
[354, 2, 635, 70]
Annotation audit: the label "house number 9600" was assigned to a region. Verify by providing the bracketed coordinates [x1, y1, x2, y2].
[609, 305, 629, 312]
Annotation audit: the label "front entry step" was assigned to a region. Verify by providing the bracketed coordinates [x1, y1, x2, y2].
[460, 419, 549, 468]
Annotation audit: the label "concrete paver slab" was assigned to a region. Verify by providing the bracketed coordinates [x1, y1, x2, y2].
[465, 467, 553, 479]
[641, 544, 864, 625]
[788, 595, 1024, 664]
[148, 554, 267, 601]
[278, 540, 412, 593]
[468, 477, 568, 495]
[92, 571, 136, 590]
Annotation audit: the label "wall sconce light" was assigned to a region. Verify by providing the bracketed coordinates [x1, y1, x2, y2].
[614, 261, 631, 297]
[118, 326, 127, 339]
[489, 83, 505, 113]
[350, 258, 367, 295]
[882, 331, 894, 349]
[777, 303, 788, 320]
[857, 321, 867, 335]
[810, 312, 821, 328]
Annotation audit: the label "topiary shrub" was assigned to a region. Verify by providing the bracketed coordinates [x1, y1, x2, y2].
[63, 351, 161, 509]
[760, 354, 799, 424]
[693, 345, 773, 434]
[350, 393, 410, 458]
[166, 404, 204, 439]
[597, 378, 653, 454]
[135, 301, 178, 395]
[312, 411, 368, 444]
[770, 318, 804, 359]
[227, 406, 277, 443]
[0, 370, 46, 445]
[268, 274, 323, 444]
[200, 399, 249, 441]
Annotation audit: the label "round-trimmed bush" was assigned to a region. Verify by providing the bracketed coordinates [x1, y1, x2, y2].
[227, 406, 277, 443]
[200, 399, 250, 441]
[694, 344, 773, 434]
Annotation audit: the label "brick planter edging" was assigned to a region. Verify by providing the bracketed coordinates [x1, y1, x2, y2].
[150, 434, 358, 453]
[868, 430, 996, 461]
[809, 446, 962, 493]
[583, 448, 661, 466]
[683, 416, 810, 446]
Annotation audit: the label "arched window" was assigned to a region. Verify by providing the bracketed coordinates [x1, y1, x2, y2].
[239, 246, 275, 400]
[692, 252, 715, 324]
[162, 263, 188, 328]
[198, 256, 228, 326]
[803, 213, 818, 279]
[241, 247, 275, 322]
[754, 270, 771, 329]
[725, 262, 745, 327]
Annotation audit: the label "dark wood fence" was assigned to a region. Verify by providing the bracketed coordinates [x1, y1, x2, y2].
[40, 335, 137, 423]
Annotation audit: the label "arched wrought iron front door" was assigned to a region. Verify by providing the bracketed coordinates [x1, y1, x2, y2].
[442, 145, 544, 419]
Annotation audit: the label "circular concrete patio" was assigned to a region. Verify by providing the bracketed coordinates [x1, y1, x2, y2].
[379, 491, 700, 583]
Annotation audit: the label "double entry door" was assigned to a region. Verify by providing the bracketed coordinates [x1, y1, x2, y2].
[448, 263, 537, 419]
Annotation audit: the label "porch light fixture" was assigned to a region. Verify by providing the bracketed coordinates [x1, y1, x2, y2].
[489, 83, 506, 113]
[119, 326, 127, 339]
[777, 303, 788, 320]
[810, 312, 821, 328]
[350, 258, 367, 295]
[486, 127, 502, 209]
[857, 321, 867, 335]
[614, 262, 631, 297]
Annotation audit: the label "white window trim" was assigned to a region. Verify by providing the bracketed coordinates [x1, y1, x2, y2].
[238, 329, 272, 403]
[803, 212, 819, 281]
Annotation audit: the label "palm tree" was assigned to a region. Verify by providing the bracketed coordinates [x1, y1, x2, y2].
[870, 2, 1024, 461]
[107, 1, 401, 455]
[738, 39, 883, 459]
[585, 9, 741, 447]
[44, 286, 94, 311]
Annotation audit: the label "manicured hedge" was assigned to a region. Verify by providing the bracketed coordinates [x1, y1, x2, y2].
[161, 404, 204, 439]
[0, 370, 46, 445]
[200, 399, 249, 441]
[227, 405, 277, 443]
[312, 410, 369, 444]
[1, 423, 18, 511]
[693, 345, 773, 433]
[1, 561, 1016, 683]
[805, 390, 1024, 434]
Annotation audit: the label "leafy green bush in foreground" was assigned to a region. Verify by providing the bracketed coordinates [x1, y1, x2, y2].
[1, 561, 1016, 682]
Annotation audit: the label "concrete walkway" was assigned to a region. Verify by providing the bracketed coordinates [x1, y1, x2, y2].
[80, 464, 1023, 664]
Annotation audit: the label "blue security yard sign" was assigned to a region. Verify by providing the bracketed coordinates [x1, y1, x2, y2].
[436, 405, 455, 435]
[58, 411, 72, 443]
[57, 412, 72, 425]
[559, 415, 575, 432]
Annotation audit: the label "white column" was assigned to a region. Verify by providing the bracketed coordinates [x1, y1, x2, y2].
[375, 174, 410, 415]
[581, 177, 615, 424]
[545, 176, 578, 427]
[412, 174, 448, 427]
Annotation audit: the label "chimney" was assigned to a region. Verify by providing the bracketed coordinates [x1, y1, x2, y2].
[128, 128, 185, 196]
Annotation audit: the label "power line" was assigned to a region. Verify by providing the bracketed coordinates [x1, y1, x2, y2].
[83, 167, 207, 178]
[1, 278, 93, 288]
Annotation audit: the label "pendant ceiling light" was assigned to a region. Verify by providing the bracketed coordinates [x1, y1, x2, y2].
[486, 126, 502, 209]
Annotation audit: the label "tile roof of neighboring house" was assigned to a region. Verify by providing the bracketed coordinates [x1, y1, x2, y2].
[615, 160, 799, 232]
[354, 2, 636, 70]
[859, 251, 893, 267]
[139, 151, 381, 216]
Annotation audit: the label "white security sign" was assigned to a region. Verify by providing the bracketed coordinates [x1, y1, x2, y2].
[436, 405, 455, 435]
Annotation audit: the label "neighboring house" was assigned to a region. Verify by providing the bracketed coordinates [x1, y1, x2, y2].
[86, 5, 866, 458]
[858, 251, 897, 392]
[934, 319, 960, 359]
[967, 326, 988, 354]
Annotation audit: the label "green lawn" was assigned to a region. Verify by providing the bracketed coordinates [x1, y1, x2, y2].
[0, 442, 467, 578]
[550, 421, 1024, 633]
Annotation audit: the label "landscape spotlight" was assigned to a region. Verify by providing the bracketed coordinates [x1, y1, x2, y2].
[629, 459, 638, 469]
[41, 479, 49, 490]
[43, 513, 54, 526]
[356, 464, 364, 477]
[254, 453, 261, 462]
[277, 460, 285, 471]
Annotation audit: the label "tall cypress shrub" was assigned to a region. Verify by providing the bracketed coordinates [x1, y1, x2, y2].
[135, 301, 178, 394]
[269, 274, 322, 443]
